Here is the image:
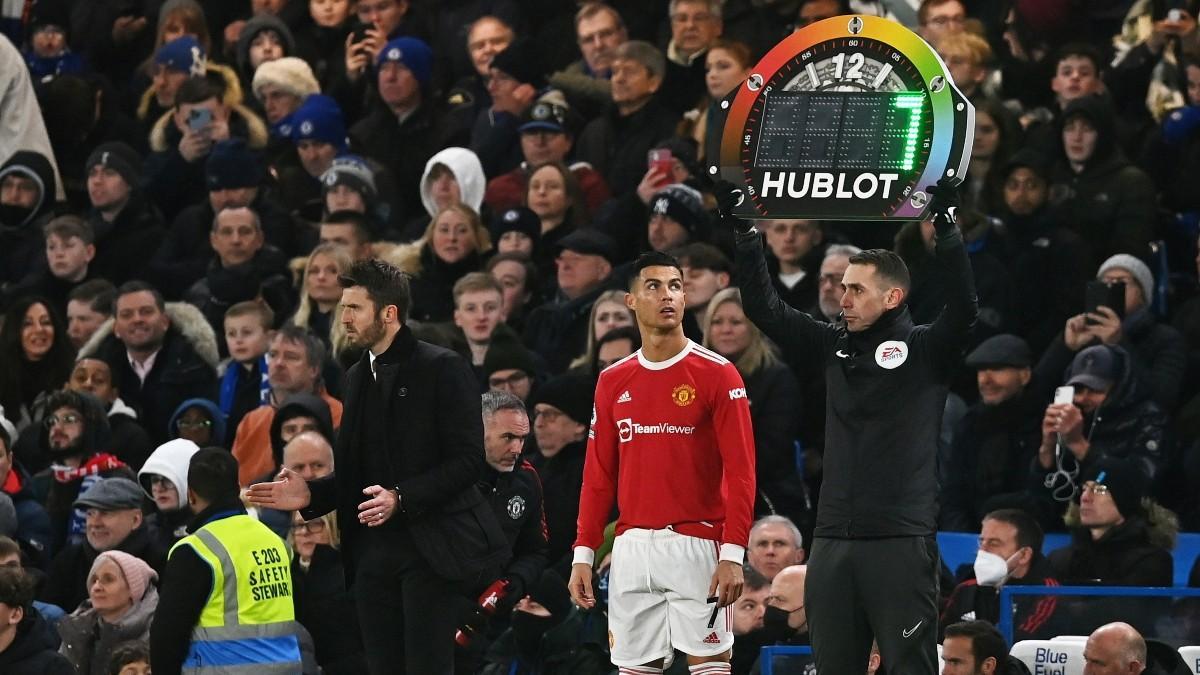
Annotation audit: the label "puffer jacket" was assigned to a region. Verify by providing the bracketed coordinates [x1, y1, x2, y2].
[57, 587, 159, 675]
[1047, 501, 1177, 586]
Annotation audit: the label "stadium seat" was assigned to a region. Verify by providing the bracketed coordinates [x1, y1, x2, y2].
[1174, 533, 1200, 588]
[1179, 646, 1200, 673]
[1011, 639, 1085, 675]
[1049, 636, 1087, 642]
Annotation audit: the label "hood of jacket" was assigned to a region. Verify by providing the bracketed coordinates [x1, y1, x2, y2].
[1059, 94, 1122, 172]
[146, 64, 269, 153]
[138, 438, 201, 501]
[236, 14, 296, 75]
[107, 397, 138, 421]
[419, 146, 485, 217]
[269, 393, 335, 465]
[1063, 500, 1179, 551]
[166, 397, 227, 446]
[0, 150, 56, 230]
[78, 301, 221, 373]
[38, 391, 112, 461]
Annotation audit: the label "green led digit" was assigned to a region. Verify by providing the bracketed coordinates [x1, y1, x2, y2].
[894, 94, 924, 171]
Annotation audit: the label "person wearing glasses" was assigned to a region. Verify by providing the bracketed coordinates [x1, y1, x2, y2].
[137, 438, 201, 549]
[549, 2, 629, 121]
[31, 390, 136, 556]
[917, 0, 965, 43]
[1046, 458, 1174, 587]
[660, 0, 724, 117]
[288, 510, 367, 674]
[529, 374, 592, 567]
[166, 398, 226, 448]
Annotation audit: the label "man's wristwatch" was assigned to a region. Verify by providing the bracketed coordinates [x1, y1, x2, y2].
[391, 487, 403, 511]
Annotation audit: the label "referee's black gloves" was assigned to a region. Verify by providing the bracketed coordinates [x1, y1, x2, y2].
[926, 177, 961, 234]
[713, 180, 754, 234]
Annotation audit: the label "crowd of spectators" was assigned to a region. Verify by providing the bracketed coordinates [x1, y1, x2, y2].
[1, 0, 1200, 672]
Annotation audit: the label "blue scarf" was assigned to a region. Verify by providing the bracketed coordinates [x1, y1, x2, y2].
[218, 355, 270, 415]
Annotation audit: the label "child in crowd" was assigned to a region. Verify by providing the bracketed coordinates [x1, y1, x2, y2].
[219, 301, 274, 443]
[22, 12, 85, 81]
[1, 215, 97, 313]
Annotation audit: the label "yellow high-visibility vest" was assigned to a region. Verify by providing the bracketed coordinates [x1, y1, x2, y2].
[170, 513, 302, 674]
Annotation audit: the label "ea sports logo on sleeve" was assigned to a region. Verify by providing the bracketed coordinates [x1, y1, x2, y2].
[875, 340, 908, 369]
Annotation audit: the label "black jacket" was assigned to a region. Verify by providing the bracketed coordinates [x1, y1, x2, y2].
[528, 441, 586, 571]
[92, 326, 219, 446]
[39, 524, 167, 613]
[349, 101, 448, 226]
[734, 223, 978, 538]
[574, 99, 680, 196]
[1047, 507, 1175, 586]
[523, 284, 610, 375]
[87, 193, 165, 287]
[291, 544, 367, 675]
[742, 360, 807, 517]
[480, 461, 550, 600]
[0, 608, 74, 675]
[184, 247, 295, 352]
[938, 555, 1061, 641]
[302, 326, 508, 583]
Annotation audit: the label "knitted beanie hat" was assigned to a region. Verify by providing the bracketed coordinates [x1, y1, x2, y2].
[90, 550, 158, 603]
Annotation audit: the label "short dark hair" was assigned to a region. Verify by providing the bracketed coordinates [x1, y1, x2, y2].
[848, 249, 910, 291]
[486, 251, 538, 289]
[1054, 42, 1103, 73]
[983, 508, 1044, 555]
[69, 279, 117, 315]
[0, 566, 33, 609]
[115, 280, 166, 313]
[673, 242, 731, 274]
[175, 76, 224, 108]
[272, 324, 326, 370]
[629, 251, 684, 290]
[323, 210, 375, 242]
[943, 620, 1007, 670]
[338, 259, 411, 321]
[108, 641, 151, 675]
[188, 447, 241, 504]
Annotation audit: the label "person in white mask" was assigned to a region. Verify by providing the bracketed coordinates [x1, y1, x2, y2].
[938, 509, 1062, 641]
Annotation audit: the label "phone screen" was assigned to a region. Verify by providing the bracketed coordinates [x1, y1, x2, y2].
[648, 149, 673, 187]
[188, 108, 212, 132]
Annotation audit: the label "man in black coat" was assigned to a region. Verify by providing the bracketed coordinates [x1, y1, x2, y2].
[248, 259, 509, 675]
[728, 180, 976, 674]
[82, 142, 165, 288]
[0, 568, 74, 674]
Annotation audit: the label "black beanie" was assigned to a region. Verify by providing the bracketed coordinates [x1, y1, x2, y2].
[86, 142, 143, 189]
[531, 373, 592, 427]
[1079, 457, 1146, 519]
[206, 139, 264, 191]
[490, 206, 541, 248]
[489, 40, 546, 88]
[483, 337, 538, 379]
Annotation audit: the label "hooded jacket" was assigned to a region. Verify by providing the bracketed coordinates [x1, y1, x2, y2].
[231, 390, 342, 487]
[57, 586, 160, 675]
[105, 397, 153, 471]
[419, 146, 486, 218]
[79, 302, 220, 446]
[0, 607, 74, 675]
[1030, 342, 1170, 491]
[0, 151, 58, 285]
[165, 398, 227, 448]
[1047, 95, 1156, 264]
[268, 393, 336, 470]
[142, 64, 270, 221]
[138, 438, 200, 548]
[235, 15, 296, 79]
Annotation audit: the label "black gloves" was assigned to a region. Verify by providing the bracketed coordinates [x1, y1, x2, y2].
[712, 179, 754, 234]
[926, 177, 961, 234]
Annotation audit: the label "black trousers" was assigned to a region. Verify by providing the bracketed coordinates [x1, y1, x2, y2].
[805, 536, 940, 675]
[353, 526, 459, 675]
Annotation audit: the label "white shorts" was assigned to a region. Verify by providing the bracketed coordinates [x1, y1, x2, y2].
[608, 528, 733, 666]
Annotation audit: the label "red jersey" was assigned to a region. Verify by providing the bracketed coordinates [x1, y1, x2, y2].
[574, 340, 756, 562]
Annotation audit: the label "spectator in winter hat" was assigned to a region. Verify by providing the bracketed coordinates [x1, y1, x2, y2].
[376, 36, 433, 89]
[529, 373, 592, 561]
[418, 147, 485, 219]
[290, 94, 346, 178]
[321, 155, 387, 225]
[252, 57, 319, 126]
[473, 40, 545, 177]
[83, 142, 165, 290]
[236, 14, 296, 76]
[151, 36, 207, 110]
[646, 183, 706, 252]
[490, 206, 541, 257]
[56, 550, 160, 675]
[22, 2, 85, 81]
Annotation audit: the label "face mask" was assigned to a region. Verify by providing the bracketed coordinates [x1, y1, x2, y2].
[762, 604, 802, 642]
[973, 549, 1016, 587]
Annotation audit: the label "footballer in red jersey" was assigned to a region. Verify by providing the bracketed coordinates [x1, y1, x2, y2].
[569, 251, 756, 674]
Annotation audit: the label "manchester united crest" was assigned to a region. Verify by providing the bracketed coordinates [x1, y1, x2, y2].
[671, 383, 697, 407]
[506, 495, 526, 520]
